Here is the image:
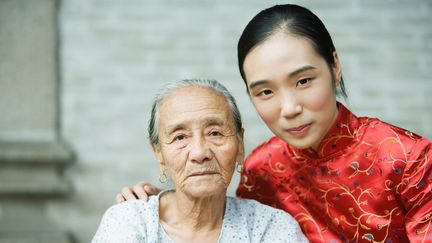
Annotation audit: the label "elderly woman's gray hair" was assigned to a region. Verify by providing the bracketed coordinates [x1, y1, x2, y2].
[148, 79, 243, 145]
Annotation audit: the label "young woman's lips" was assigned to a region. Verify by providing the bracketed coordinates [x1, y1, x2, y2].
[286, 123, 311, 136]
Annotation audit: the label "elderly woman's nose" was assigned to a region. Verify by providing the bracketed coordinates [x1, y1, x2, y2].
[188, 135, 212, 163]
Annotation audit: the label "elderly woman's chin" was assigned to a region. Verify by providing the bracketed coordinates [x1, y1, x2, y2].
[180, 176, 230, 198]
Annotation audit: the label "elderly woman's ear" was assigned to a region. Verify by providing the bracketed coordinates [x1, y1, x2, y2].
[239, 128, 245, 139]
[237, 128, 245, 167]
[151, 143, 165, 167]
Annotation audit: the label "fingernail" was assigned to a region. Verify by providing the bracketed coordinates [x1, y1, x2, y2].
[145, 185, 153, 192]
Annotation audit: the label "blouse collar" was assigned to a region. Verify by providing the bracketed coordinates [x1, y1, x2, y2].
[294, 102, 361, 160]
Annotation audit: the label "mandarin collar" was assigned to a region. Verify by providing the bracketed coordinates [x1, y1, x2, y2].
[293, 102, 361, 160]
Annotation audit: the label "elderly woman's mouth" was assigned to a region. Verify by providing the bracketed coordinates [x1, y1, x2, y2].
[188, 171, 218, 177]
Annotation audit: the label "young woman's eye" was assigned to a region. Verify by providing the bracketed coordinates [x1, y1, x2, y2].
[297, 78, 312, 87]
[257, 89, 273, 96]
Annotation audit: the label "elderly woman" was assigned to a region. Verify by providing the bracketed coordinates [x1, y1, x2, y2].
[92, 79, 307, 243]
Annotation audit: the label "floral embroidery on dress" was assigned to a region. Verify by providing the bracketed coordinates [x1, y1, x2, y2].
[237, 103, 432, 243]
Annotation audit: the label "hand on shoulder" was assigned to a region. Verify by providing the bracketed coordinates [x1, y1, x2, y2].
[116, 181, 161, 203]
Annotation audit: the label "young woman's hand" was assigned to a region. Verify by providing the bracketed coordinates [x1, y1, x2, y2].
[115, 181, 161, 203]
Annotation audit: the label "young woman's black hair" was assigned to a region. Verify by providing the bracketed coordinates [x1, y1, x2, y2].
[237, 4, 347, 98]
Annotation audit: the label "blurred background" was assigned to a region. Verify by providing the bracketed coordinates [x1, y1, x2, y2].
[0, 0, 431, 242]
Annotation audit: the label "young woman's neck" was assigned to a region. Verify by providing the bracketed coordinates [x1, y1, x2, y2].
[310, 102, 340, 152]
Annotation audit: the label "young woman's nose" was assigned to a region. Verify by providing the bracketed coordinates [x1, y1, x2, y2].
[280, 92, 302, 118]
[188, 135, 212, 163]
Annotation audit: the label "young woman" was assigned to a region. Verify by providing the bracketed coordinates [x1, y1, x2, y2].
[118, 4, 431, 243]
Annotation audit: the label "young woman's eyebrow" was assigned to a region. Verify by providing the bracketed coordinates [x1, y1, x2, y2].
[288, 65, 317, 77]
[248, 65, 317, 90]
[248, 80, 269, 90]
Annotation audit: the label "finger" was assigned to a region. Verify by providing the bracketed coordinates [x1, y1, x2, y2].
[121, 187, 138, 200]
[133, 184, 149, 201]
[115, 193, 125, 203]
[144, 184, 161, 194]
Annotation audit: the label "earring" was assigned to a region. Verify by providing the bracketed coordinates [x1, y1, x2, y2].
[159, 170, 168, 184]
[235, 161, 243, 173]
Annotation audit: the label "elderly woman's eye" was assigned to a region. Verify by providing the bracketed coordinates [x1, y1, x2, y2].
[174, 134, 186, 141]
[209, 131, 222, 136]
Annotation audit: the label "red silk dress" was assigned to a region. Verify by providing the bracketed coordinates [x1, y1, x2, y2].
[237, 104, 432, 243]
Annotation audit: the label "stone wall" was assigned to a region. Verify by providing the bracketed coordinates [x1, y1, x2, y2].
[0, 0, 72, 242]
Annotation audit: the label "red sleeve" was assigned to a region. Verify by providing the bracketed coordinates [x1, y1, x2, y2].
[400, 138, 432, 242]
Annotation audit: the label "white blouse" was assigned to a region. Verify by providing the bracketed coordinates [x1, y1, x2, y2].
[92, 191, 308, 243]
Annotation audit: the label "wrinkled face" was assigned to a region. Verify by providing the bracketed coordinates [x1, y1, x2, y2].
[153, 86, 244, 198]
[243, 32, 341, 150]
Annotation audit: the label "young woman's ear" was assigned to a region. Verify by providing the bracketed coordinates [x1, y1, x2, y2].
[332, 51, 342, 85]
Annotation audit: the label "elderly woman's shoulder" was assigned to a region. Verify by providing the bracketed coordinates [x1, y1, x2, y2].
[102, 196, 159, 221]
[92, 196, 160, 242]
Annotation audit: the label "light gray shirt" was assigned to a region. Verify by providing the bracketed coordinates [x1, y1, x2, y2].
[92, 191, 308, 243]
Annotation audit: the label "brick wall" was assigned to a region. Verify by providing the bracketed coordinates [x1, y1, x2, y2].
[54, 0, 432, 241]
